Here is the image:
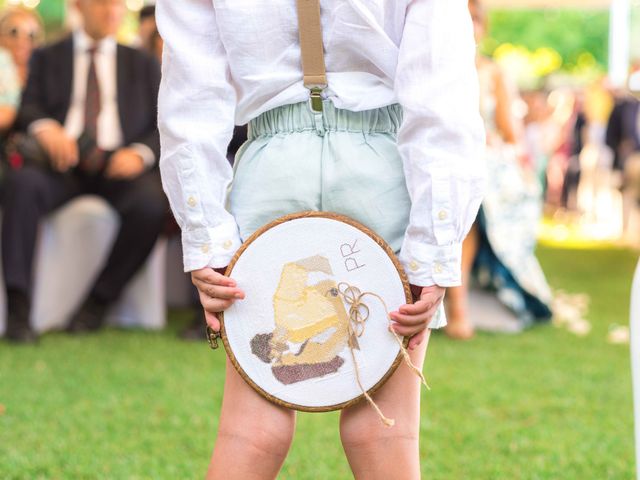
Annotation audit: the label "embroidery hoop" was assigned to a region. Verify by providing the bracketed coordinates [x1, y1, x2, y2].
[219, 211, 412, 413]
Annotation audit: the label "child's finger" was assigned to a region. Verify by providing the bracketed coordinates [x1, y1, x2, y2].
[204, 310, 220, 331]
[191, 267, 235, 286]
[398, 300, 433, 315]
[200, 292, 234, 314]
[408, 330, 428, 350]
[390, 307, 437, 327]
[193, 278, 245, 300]
[390, 323, 423, 338]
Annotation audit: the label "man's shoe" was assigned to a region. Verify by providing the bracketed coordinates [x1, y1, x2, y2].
[178, 309, 207, 341]
[5, 289, 37, 344]
[6, 311, 38, 344]
[66, 296, 109, 334]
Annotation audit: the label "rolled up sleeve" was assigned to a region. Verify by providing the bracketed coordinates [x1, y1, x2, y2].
[395, 0, 487, 287]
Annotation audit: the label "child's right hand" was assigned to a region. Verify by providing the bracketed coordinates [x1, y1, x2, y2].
[191, 267, 245, 331]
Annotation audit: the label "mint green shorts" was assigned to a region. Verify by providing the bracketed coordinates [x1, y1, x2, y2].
[229, 100, 410, 254]
[229, 100, 448, 330]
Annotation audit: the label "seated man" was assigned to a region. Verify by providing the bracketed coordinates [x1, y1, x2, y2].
[3, 0, 166, 343]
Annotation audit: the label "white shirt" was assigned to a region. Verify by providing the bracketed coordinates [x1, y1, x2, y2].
[156, 0, 487, 287]
[66, 30, 122, 150]
[31, 30, 154, 166]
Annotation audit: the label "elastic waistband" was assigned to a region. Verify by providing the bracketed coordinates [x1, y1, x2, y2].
[248, 101, 403, 138]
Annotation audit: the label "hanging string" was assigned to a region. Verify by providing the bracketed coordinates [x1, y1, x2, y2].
[330, 282, 430, 427]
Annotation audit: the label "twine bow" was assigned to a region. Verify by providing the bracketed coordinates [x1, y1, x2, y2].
[331, 282, 429, 427]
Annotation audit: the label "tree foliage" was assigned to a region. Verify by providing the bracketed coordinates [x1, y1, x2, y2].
[484, 9, 610, 69]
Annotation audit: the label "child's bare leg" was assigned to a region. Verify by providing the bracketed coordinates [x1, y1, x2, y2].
[206, 359, 297, 480]
[339, 331, 431, 480]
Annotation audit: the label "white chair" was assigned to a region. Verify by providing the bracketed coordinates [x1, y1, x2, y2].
[0, 196, 167, 334]
[631, 257, 640, 480]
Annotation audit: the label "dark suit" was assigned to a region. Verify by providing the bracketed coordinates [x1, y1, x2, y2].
[17, 36, 160, 157]
[2, 35, 167, 305]
[606, 97, 640, 172]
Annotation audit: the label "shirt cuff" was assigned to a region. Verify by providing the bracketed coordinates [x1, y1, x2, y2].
[398, 238, 463, 287]
[130, 143, 156, 169]
[181, 222, 242, 272]
[28, 118, 59, 135]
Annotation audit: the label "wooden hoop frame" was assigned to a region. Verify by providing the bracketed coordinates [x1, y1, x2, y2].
[218, 211, 412, 413]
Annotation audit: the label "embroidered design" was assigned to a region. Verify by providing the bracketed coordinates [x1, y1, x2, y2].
[250, 255, 351, 385]
[247, 251, 428, 426]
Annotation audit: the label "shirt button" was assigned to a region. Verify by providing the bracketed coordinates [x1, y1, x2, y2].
[223, 240, 233, 250]
[409, 261, 419, 272]
[201, 244, 210, 254]
[438, 210, 448, 221]
[187, 196, 197, 207]
[433, 262, 443, 274]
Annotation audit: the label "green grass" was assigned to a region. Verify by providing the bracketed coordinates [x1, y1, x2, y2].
[0, 245, 637, 479]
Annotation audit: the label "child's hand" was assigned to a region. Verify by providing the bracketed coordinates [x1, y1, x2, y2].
[191, 267, 245, 332]
[390, 285, 445, 350]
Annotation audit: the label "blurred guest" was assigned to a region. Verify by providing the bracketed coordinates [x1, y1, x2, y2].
[0, 47, 19, 190]
[147, 25, 163, 63]
[0, 6, 43, 89]
[543, 88, 579, 210]
[0, 47, 19, 135]
[2, 0, 166, 343]
[522, 89, 553, 189]
[444, 0, 552, 339]
[573, 82, 615, 225]
[0, 6, 43, 190]
[0, 7, 43, 147]
[606, 82, 640, 238]
[562, 95, 585, 211]
[137, 5, 161, 60]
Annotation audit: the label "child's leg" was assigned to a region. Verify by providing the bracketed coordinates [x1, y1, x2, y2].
[206, 359, 297, 480]
[339, 331, 431, 480]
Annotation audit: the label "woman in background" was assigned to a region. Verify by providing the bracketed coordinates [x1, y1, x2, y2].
[444, 0, 553, 339]
[0, 6, 43, 90]
[0, 45, 19, 135]
[0, 6, 43, 133]
[0, 6, 42, 170]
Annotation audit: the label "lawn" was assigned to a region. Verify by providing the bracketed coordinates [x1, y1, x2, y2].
[0, 245, 637, 479]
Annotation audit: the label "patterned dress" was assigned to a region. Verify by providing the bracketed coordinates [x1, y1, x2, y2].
[0, 47, 20, 108]
[472, 65, 553, 330]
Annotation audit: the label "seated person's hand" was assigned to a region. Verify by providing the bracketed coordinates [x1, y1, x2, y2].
[191, 267, 246, 332]
[34, 122, 78, 172]
[105, 147, 145, 179]
[390, 284, 445, 351]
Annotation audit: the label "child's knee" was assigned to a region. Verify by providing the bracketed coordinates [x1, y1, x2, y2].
[339, 412, 418, 451]
[220, 409, 296, 459]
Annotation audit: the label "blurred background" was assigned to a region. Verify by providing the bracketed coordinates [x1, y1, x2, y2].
[8, 0, 640, 243]
[0, 0, 639, 479]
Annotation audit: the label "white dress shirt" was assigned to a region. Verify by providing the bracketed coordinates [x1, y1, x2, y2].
[31, 29, 154, 166]
[156, 0, 487, 287]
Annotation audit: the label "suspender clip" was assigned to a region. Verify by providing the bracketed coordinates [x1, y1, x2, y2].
[308, 86, 325, 113]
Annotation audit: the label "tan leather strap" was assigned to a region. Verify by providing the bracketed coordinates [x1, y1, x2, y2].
[296, 0, 327, 89]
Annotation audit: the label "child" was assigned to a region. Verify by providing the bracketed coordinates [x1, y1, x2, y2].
[156, 1, 485, 478]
